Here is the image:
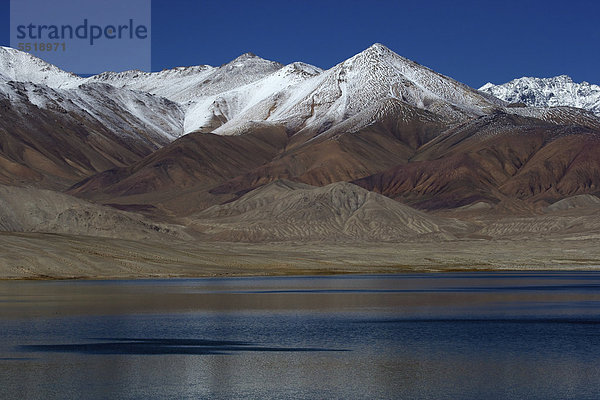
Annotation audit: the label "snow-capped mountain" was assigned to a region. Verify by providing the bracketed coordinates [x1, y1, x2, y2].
[0, 80, 185, 188]
[0, 47, 184, 143]
[176, 43, 504, 137]
[0, 46, 319, 139]
[5, 43, 600, 212]
[1, 44, 506, 139]
[212, 43, 504, 137]
[182, 60, 322, 134]
[87, 53, 284, 103]
[86, 53, 319, 134]
[2, 43, 598, 146]
[0, 48, 187, 187]
[480, 75, 600, 116]
[0, 79, 184, 144]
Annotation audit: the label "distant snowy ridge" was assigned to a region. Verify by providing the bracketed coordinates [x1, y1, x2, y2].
[480, 75, 600, 116]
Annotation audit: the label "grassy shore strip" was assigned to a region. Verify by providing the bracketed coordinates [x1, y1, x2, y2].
[1, 232, 600, 280]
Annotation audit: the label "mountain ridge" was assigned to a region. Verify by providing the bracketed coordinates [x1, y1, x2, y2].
[0, 44, 504, 138]
[480, 75, 600, 116]
[3, 43, 600, 213]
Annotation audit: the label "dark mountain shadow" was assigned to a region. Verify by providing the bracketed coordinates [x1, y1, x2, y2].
[18, 338, 347, 355]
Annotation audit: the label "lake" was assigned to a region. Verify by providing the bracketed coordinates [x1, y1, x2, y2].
[1, 272, 600, 399]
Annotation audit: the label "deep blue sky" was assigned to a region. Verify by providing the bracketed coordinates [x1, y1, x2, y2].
[1, 0, 599, 88]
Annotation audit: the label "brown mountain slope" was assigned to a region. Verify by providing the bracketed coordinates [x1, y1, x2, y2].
[211, 100, 448, 195]
[499, 134, 600, 201]
[69, 101, 449, 215]
[68, 124, 289, 214]
[354, 112, 600, 209]
[68, 106, 600, 215]
[0, 85, 181, 189]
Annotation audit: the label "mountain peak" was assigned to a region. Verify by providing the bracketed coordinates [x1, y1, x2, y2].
[237, 52, 258, 59]
[365, 42, 392, 53]
[365, 43, 398, 55]
[344, 43, 426, 74]
[229, 52, 268, 64]
[354, 43, 399, 61]
[555, 74, 573, 81]
[280, 62, 323, 76]
[222, 52, 283, 72]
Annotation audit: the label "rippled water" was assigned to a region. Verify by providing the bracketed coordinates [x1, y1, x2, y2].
[1, 272, 600, 399]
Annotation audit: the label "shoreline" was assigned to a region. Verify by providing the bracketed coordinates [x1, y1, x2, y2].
[3, 266, 600, 282]
[2, 232, 600, 281]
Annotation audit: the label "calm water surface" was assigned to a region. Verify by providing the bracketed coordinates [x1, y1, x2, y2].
[1, 272, 600, 399]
